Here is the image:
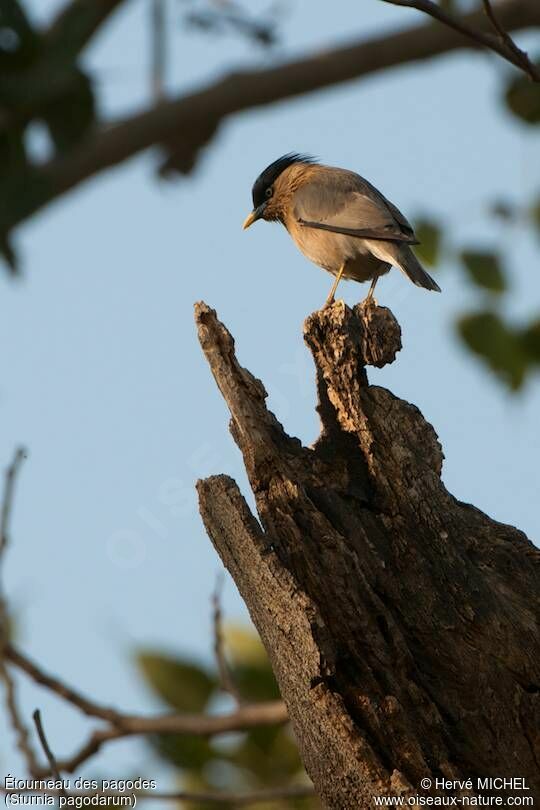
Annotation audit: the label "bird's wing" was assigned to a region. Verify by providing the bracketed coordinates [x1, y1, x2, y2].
[292, 169, 418, 244]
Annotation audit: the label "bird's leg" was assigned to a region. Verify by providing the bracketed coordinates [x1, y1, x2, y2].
[364, 275, 379, 306]
[324, 265, 345, 308]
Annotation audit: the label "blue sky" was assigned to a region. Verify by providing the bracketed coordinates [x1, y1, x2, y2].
[1, 0, 539, 794]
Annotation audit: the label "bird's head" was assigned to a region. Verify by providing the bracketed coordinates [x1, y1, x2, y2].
[243, 153, 316, 229]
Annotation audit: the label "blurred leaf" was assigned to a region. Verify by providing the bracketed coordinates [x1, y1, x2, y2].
[0, 607, 18, 642]
[136, 650, 216, 712]
[223, 624, 280, 702]
[504, 72, 540, 125]
[136, 631, 319, 806]
[151, 733, 215, 771]
[231, 728, 302, 781]
[42, 68, 95, 151]
[0, 126, 26, 171]
[458, 311, 527, 390]
[244, 723, 283, 755]
[224, 624, 270, 668]
[521, 318, 540, 362]
[414, 219, 442, 266]
[460, 250, 506, 294]
[0, 0, 39, 70]
[180, 773, 237, 810]
[0, 233, 18, 274]
[232, 662, 281, 702]
[531, 199, 540, 235]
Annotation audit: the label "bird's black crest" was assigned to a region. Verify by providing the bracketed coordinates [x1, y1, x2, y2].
[251, 153, 316, 209]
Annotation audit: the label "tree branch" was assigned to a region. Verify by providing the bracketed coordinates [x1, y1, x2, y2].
[43, 0, 129, 59]
[5, 641, 286, 728]
[0, 450, 288, 780]
[4, 642, 288, 775]
[4, 643, 126, 723]
[380, 0, 539, 80]
[37, 699, 288, 776]
[2, 0, 539, 243]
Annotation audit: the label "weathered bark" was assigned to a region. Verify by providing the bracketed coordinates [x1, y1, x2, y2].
[195, 299, 540, 810]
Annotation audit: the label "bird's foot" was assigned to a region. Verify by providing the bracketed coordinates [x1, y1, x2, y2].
[322, 296, 346, 311]
[362, 295, 378, 309]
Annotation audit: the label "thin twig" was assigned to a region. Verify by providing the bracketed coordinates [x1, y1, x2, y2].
[151, 0, 166, 102]
[380, 0, 539, 81]
[32, 710, 68, 798]
[185, 5, 278, 48]
[0, 447, 26, 562]
[212, 573, 243, 704]
[0, 785, 315, 805]
[0, 448, 40, 777]
[481, 0, 538, 77]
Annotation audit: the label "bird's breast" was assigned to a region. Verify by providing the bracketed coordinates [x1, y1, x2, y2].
[286, 218, 385, 280]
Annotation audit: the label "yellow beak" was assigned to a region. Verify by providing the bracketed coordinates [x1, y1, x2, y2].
[242, 210, 258, 230]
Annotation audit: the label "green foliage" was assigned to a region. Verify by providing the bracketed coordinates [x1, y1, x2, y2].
[0, 1, 536, 398]
[413, 193, 540, 391]
[460, 251, 506, 294]
[233, 662, 281, 702]
[135, 651, 218, 771]
[223, 623, 270, 666]
[458, 311, 526, 389]
[232, 726, 303, 782]
[152, 733, 215, 770]
[135, 627, 319, 807]
[224, 623, 281, 702]
[0, 3, 96, 145]
[414, 219, 442, 266]
[521, 318, 540, 362]
[136, 651, 216, 712]
[531, 199, 540, 236]
[458, 311, 540, 391]
[0, 233, 18, 274]
[504, 72, 540, 125]
[416, 69, 540, 388]
[0, 0, 98, 270]
[0, 0, 40, 71]
[40, 68, 96, 152]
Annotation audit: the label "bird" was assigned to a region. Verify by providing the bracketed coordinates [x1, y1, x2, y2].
[242, 153, 441, 307]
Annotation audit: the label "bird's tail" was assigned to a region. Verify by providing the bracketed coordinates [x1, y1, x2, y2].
[394, 245, 441, 292]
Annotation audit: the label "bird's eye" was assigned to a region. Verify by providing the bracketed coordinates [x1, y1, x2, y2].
[265, 187, 273, 198]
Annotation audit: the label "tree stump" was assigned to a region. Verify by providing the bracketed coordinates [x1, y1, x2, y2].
[195, 300, 540, 810]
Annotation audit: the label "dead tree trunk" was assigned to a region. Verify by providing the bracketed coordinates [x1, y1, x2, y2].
[195, 300, 540, 810]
